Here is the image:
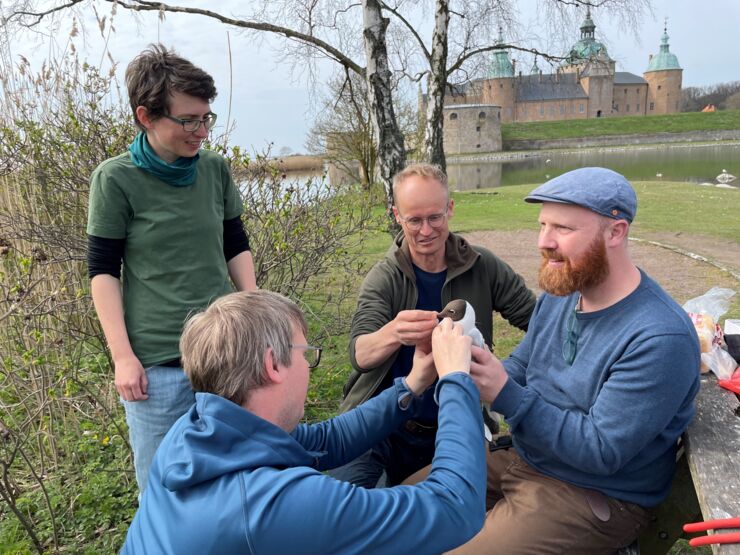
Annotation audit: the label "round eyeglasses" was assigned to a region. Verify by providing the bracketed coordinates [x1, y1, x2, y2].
[397, 208, 449, 231]
[162, 112, 217, 133]
[290, 344, 322, 369]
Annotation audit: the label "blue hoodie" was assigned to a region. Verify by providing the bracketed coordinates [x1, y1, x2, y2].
[122, 374, 485, 554]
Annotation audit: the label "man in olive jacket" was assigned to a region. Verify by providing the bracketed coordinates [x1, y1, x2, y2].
[333, 163, 535, 488]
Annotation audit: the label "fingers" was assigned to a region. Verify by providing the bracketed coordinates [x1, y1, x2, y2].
[395, 310, 439, 346]
[432, 317, 472, 377]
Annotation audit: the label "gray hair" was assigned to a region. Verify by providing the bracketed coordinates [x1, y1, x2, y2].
[180, 290, 306, 406]
[392, 163, 449, 202]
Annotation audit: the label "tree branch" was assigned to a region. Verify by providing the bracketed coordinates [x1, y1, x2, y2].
[447, 43, 563, 77]
[4, 0, 84, 26]
[10, 0, 365, 75]
[379, 1, 430, 62]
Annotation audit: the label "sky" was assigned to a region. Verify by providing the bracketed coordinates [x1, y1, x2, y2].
[6, 0, 739, 154]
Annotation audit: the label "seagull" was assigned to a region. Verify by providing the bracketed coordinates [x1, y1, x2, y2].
[716, 169, 736, 184]
[437, 299, 485, 348]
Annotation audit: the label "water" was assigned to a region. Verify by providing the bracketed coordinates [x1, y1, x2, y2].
[446, 143, 740, 191]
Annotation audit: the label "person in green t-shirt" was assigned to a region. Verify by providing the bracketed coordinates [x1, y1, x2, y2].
[87, 44, 257, 493]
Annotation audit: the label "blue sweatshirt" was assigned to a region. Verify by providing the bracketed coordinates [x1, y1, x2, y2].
[121, 375, 485, 554]
[492, 270, 700, 507]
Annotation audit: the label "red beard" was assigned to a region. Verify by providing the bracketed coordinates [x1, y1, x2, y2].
[538, 235, 610, 296]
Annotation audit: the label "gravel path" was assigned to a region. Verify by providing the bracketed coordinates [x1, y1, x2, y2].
[463, 230, 739, 304]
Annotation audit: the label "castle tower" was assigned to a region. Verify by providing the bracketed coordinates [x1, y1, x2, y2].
[558, 8, 615, 118]
[643, 21, 682, 115]
[481, 27, 516, 123]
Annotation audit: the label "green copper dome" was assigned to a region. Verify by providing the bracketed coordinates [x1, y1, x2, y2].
[489, 28, 514, 78]
[562, 7, 611, 65]
[646, 27, 681, 72]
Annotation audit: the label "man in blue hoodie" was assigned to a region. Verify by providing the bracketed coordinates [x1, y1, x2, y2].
[121, 290, 490, 555]
[442, 168, 701, 554]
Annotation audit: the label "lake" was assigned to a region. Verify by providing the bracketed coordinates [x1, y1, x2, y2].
[446, 143, 740, 191]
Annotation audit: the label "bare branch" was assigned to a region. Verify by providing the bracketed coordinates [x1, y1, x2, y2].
[379, 1, 430, 62]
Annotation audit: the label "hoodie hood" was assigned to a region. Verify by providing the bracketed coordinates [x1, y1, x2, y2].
[157, 392, 323, 491]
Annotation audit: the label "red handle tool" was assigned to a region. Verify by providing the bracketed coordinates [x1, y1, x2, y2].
[684, 517, 740, 547]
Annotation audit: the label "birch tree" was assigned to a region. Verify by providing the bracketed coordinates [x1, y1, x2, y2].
[4, 0, 651, 200]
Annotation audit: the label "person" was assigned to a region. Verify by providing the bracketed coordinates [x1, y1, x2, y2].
[334, 162, 536, 487]
[86, 44, 257, 493]
[121, 290, 486, 555]
[443, 167, 701, 554]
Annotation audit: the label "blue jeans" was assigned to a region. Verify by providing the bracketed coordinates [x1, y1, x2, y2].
[329, 424, 437, 488]
[122, 365, 195, 492]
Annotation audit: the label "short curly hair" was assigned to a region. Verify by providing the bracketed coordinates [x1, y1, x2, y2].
[125, 43, 217, 130]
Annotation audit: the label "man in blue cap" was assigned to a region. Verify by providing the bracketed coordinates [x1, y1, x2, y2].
[444, 167, 701, 554]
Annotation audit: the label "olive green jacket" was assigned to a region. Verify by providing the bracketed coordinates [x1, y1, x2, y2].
[340, 232, 535, 412]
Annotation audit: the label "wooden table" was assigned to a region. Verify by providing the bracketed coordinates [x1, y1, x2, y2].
[684, 374, 740, 554]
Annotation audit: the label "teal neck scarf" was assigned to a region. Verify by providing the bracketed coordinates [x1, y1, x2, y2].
[128, 131, 199, 187]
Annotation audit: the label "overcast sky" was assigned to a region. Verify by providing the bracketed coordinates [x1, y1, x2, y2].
[7, 0, 738, 153]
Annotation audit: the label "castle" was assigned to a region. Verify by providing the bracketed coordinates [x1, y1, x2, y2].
[439, 9, 682, 155]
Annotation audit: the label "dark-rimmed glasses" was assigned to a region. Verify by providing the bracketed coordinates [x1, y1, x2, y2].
[290, 344, 322, 369]
[162, 112, 217, 132]
[562, 303, 580, 365]
[397, 208, 449, 231]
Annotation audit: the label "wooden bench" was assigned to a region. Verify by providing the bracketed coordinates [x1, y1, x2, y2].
[636, 374, 740, 554]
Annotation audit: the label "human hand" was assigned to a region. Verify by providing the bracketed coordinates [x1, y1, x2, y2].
[114, 355, 149, 402]
[391, 310, 439, 346]
[470, 345, 508, 404]
[406, 343, 437, 396]
[431, 318, 472, 378]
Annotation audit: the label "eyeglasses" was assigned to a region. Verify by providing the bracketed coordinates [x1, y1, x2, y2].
[290, 344, 322, 369]
[162, 112, 217, 132]
[562, 302, 580, 365]
[397, 208, 449, 231]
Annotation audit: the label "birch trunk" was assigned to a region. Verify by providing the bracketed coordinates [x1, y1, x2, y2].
[363, 0, 406, 222]
[423, 0, 450, 171]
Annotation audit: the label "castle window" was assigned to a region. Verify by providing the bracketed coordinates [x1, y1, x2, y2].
[560, 104, 565, 114]
[450, 112, 458, 120]
[657, 85, 662, 90]
[478, 111, 486, 119]
[650, 102, 654, 110]
[613, 104, 619, 111]
[540, 106, 545, 116]
[476, 144, 481, 148]
[626, 104, 630, 112]
[500, 83, 504, 89]
[476, 126, 481, 132]
[579, 103, 585, 113]
[676, 101, 679, 110]
[636, 103, 640, 111]
[624, 88, 628, 94]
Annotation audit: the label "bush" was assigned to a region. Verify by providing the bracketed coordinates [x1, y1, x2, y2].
[0, 47, 377, 552]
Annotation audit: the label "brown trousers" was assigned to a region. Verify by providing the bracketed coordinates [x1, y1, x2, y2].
[449, 448, 650, 555]
[406, 447, 650, 555]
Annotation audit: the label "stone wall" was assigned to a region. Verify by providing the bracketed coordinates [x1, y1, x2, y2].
[504, 129, 740, 152]
[443, 105, 502, 155]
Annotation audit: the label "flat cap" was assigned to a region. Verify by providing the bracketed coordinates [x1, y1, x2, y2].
[525, 167, 637, 222]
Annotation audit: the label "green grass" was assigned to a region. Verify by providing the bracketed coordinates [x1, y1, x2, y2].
[502, 110, 740, 142]
[450, 181, 740, 243]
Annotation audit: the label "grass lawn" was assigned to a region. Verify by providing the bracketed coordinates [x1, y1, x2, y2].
[502, 110, 740, 142]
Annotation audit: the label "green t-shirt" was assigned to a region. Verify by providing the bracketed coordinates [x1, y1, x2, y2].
[87, 149, 243, 367]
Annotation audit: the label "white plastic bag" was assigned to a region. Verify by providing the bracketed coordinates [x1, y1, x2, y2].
[682, 288, 736, 377]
